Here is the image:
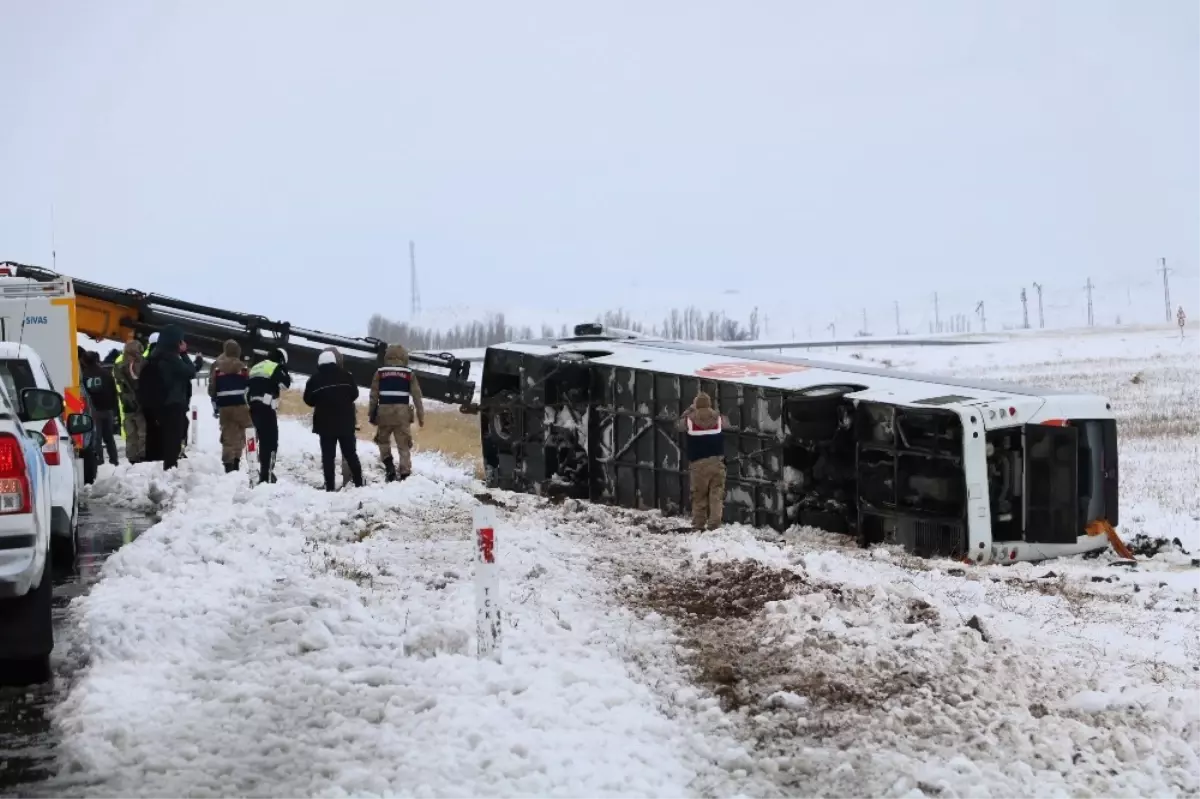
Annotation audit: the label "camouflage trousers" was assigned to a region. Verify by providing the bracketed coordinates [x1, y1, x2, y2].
[375, 423, 413, 475]
[122, 410, 146, 463]
[689, 457, 726, 530]
[219, 405, 252, 462]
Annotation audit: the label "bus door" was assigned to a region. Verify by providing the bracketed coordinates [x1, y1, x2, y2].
[1023, 423, 1080, 544]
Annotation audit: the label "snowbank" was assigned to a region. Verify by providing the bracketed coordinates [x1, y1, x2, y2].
[52, 325, 1200, 797]
[58, 417, 761, 797]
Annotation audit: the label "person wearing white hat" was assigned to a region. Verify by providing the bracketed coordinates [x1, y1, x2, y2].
[302, 348, 364, 490]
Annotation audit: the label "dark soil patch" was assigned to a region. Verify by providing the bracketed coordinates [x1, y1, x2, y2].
[640, 559, 806, 621]
[1126, 534, 1191, 558]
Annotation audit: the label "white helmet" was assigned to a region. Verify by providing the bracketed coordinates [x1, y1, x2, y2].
[148, 331, 160, 344]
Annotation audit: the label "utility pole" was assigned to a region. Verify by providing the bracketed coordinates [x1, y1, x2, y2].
[861, 307, 868, 335]
[933, 292, 940, 333]
[1084, 277, 1094, 327]
[828, 322, 836, 339]
[1158, 257, 1172, 322]
[894, 300, 901, 335]
[409, 240, 421, 319]
[1032, 282, 1044, 328]
[50, 204, 56, 271]
[975, 301, 986, 332]
[1020, 288, 1029, 329]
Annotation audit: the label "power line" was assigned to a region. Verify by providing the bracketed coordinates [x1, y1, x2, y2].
[1158, 257, 1172, 322]
[409, 240, 420, 319]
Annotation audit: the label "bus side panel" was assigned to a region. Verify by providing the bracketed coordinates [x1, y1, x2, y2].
[588, 362, 790, 530]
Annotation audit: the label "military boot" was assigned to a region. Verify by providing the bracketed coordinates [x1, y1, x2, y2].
[223, 461, 236, 473]
[382, 457, 397, 483]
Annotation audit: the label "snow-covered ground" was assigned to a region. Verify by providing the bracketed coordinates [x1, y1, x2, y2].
[44, 325, 1200, 797]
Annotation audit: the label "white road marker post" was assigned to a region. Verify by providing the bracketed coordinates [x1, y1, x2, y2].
[190, 406, 199, 447]
[244, 427, 257, 487]
[474, 505, 501, 662]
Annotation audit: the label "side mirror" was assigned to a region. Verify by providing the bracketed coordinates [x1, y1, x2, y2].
[27, 431, 46, 448]
[66, 413, 94, 435]
[21, 388, 64, 422]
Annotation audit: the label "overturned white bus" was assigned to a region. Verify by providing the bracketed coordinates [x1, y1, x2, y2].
[478, 324, 1120, 565]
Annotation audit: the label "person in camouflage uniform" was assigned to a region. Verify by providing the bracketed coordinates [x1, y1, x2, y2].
[368, 343, 425, 481]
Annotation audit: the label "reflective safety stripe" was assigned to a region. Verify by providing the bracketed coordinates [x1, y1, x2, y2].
[217, 389, 245, 397]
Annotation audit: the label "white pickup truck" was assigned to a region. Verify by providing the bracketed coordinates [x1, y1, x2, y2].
[0, 380, 92, 682]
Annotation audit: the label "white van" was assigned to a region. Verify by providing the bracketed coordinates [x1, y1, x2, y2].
[0, 380, 89, 681]
[0, 270, 91, 553]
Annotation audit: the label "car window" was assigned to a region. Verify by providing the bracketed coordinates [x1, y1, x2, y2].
[0, 358, 38, 405]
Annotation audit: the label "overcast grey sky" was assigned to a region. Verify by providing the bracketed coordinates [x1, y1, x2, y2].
[1, 1, 1196, 337]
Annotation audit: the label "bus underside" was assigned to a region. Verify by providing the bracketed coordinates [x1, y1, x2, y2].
[480, 348, 1118, 561]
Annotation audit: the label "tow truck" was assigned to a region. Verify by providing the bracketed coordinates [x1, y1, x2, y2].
[0, 262, 477, 408]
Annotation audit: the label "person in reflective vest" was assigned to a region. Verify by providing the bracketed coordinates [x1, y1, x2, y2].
[675, 391, 730, 530]
[207, 339, 251, 473]
[247, 348, 291, 484]
[368, 343, 425, 482]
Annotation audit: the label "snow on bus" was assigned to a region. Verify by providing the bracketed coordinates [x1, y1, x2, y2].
[479, 325, 1120, 565]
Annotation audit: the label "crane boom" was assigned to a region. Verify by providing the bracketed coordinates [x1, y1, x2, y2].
[0, 262, 477, 409]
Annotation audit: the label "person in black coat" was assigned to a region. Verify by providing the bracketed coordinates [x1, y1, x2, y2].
[303, 349, 364, 491]
[81, 351, 120, 466]
[138, 325, 196, 470]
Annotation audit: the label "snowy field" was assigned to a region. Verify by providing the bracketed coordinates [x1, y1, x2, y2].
[42, 325, 1200, 797]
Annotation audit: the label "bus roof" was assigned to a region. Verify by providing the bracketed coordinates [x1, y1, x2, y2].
[490, 335, 1077, 402]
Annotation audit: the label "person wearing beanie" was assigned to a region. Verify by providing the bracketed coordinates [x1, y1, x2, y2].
[247, 347, 292, 484]
[303, 347, 364, 491]
[674, 390, 731, 530]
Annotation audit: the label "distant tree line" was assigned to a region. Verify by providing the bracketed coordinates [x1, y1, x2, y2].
[367, 306, 764, 351]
